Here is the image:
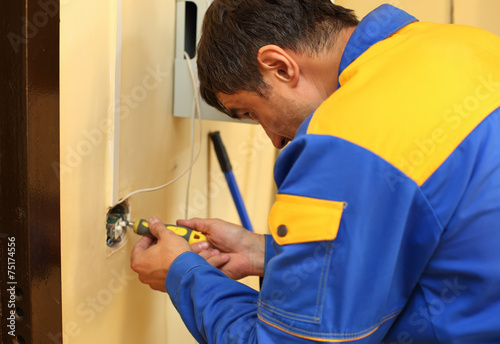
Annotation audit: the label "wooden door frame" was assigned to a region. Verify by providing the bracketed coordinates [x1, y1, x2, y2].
[1, 0, 62, 343]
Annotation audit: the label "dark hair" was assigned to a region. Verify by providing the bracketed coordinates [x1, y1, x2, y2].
[197, 0, 358, 114]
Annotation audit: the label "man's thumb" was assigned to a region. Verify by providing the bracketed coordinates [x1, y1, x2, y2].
[148, 216, 165, 239]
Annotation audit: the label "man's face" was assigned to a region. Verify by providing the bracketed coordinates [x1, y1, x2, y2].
[217, 87, 317, 149]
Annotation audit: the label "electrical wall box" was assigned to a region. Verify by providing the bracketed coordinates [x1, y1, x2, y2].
[174, 0, 254, 123]
[106, 202, 129, 248]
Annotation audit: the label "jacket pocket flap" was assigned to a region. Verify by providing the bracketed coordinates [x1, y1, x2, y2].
[268, 194, 344, 245]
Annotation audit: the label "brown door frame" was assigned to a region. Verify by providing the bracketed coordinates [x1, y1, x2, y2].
[1, 0, 62, 343]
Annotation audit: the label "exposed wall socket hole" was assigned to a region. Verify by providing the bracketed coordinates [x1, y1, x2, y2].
[106, 201, 130, 247]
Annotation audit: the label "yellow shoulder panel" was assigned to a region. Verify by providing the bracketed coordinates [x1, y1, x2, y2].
[268, 194, 344, 246]
[308, 22, 500, 186]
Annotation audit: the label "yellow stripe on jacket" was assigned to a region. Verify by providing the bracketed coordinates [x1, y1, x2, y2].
[308, 22, 500, 186]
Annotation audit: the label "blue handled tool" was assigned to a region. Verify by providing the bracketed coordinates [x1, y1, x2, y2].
[209, 131, 254, 232]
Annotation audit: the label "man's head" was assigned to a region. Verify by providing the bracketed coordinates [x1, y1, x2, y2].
[197, 0, 358, 147]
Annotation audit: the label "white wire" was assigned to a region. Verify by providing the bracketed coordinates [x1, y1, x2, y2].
[116, 52, 203, 205]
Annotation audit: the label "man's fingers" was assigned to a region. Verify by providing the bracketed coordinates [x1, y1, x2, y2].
[177, 218, 214, 235]
[176, 218, 202, 231]
[148, 216, 166, 239]
[196, 248, 230, 268]
[191, 240, 210, 253]
[206, 253, 230, 268]
[131, 236, 154, 273]
[197, 248, 220, 260]
[132, 235, 154, 254]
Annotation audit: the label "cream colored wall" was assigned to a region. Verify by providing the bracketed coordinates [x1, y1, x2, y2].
[60, 0, 275, 343]
[454, 0, 500, 36]
[337, 0, 500, 32]
[336, 0, 453, 24]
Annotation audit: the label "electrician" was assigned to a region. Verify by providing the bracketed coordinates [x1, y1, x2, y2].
[131, 1, 500, 342]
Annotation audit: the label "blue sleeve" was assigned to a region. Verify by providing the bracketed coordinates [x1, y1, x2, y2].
[166, 252, 260, 344]
[166, 253, 327, 343]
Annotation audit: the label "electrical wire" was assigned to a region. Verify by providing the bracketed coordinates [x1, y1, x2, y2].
[116, 52, 202, 205]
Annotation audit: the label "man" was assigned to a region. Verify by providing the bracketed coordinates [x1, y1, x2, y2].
[131, 1, 500, 342]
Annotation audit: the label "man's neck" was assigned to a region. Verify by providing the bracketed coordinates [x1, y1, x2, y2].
[290, 26, 356, 102]
[317, 26, 356, 99]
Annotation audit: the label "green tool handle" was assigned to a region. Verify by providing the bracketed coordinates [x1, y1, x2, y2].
[132, 219, 207, 244]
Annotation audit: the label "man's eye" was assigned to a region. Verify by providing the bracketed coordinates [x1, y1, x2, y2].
[238, 112, 257, 122]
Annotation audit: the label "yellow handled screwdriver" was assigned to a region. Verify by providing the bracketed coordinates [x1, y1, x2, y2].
[127, 219, 207, 244]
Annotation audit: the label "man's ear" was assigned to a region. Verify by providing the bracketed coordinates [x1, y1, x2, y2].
[257, 45, 300, 87]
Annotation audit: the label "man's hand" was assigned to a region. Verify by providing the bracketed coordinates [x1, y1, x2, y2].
[178, 218, 265, 280]
[131, 216, 192, 292]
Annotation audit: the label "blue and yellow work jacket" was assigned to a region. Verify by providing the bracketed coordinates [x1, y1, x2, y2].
[166, 5, 500, 343]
